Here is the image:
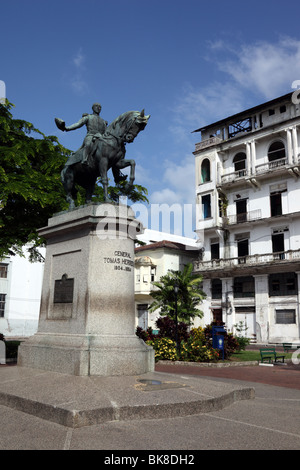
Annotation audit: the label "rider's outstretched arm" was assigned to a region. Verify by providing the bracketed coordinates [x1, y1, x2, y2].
[65, 115, 88, 132]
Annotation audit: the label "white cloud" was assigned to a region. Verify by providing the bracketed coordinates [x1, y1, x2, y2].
[217, 37, 300, 99]
[172, 81, 245, 131]
[73, 48, 85, 68]
[70, 48, 89, 95]
[150, 188, 179, 205]
[150, 155, 195, 206]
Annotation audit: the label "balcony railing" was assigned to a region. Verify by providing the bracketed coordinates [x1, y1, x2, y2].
[256, 157, 287, 174]
[195, 136, 222, 151]
[225, 209, 262, 225]
[219, 157, 293, 186]
[221, 169, 247, 184]
[193, 249, 300, 272]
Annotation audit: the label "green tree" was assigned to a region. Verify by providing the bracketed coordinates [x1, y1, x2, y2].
[149, 263, 206, 324]
[0, 101, 148, 261]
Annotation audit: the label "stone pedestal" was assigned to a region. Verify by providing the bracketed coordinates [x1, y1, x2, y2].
[18, 203, 155, 376]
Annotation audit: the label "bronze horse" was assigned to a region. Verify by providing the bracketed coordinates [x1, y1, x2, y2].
[60, 110, 150, 209]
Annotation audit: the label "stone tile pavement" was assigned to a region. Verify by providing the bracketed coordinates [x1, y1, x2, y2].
[0, 363, 299, 451]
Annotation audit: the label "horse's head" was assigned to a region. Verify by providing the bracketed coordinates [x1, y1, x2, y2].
[108, 110, 150, 143]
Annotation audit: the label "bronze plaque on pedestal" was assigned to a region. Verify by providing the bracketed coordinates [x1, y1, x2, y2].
[53, 274, 74, 303]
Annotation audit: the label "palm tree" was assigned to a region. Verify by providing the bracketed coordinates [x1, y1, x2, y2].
[149, 263, 206, 324]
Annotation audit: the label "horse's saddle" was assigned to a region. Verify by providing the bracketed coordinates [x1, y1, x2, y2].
[65, 148, 84, 166]
[65, 135, 105, 167]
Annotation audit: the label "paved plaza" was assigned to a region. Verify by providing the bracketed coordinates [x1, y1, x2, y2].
[0, 362, 299, 451]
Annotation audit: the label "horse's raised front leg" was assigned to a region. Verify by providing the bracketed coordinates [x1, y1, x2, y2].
[115, 159, 136, 186]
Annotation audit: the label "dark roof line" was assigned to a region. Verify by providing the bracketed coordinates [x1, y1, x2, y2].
[135, 240, 188, 253]
[192, 92, 293, 133]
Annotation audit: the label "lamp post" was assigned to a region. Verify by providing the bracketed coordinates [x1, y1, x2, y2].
[174, 281, 179, 352]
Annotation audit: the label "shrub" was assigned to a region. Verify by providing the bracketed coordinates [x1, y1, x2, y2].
[136, 321, 239, 362]
[146, 337, 177, 362]
[233, 321, 251, 351]
[136, 326, 156, 342]
[235, 335, 251, 352]
[179, 330, 219, 363]
[155, 316, 190, 343]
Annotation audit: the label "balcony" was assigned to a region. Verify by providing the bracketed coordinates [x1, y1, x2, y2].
[221, 169, 247, 184]
[193, 248, 300, 273]
[194, 136, 222, 151]
[218, 156, 298, 189]
[256, 157, 287, 174]
[224, 209, 262, 225]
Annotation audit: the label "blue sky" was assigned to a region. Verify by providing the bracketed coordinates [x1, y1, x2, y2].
[2, 0, 300, 236]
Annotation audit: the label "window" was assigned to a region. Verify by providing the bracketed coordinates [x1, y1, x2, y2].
[236, 198, 247, 223]
[276, 309, 296, 324]
[0, 294, 6, 317]
[233, 152, 246, 175]
[270, 192, 283, 216]
[272, 233, 285, 259]
[280, 105, 286, 114]
[233, 276, 255, 298]
[269, 273, 297, 296]
[268, 141, 286, 163]
[210, 239, 220, 260]
[211, 279, 222, 299]
[202, 194, 211, 219]
[0, 264, 8, 278]
[270, 185, 287, 217]
[237, 238, 249, 264]
[151, 267, 156, 282]
[201, 159, 210, 183]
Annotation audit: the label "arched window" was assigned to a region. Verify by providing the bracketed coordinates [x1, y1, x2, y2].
[268, 141, 286, 162]
[201, 159, 210, 183]
[233, 152, 246, 172]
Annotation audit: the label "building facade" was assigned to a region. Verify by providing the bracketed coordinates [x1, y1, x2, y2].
[193, 92, 300, 343]
[135, 232, 198, 332]
[0, 248, 45, 338]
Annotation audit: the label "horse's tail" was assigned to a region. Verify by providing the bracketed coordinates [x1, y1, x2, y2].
[61, 166, 67, 183]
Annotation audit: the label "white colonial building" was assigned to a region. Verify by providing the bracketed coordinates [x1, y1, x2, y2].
[134, 230, 198, 332]
[0, 248, 45, 338]
[193, 92, 300, 343]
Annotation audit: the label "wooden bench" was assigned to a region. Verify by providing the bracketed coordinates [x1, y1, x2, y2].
[260, 347, 285, 364]
[282, 343, 300, 353]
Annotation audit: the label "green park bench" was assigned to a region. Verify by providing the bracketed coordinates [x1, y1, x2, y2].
[260, 347, 285, 364]
[282, 343, 300, 353]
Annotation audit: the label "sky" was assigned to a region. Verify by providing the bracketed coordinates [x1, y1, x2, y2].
[2, 0, 300, 237]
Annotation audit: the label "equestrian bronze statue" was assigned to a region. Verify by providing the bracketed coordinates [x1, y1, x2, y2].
[55, 104, 150, 209]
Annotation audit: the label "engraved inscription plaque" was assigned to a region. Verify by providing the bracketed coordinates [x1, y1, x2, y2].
[53, 274, 74, 303]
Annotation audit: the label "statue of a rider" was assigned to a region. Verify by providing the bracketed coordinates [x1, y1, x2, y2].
[55, 103, 107, 166]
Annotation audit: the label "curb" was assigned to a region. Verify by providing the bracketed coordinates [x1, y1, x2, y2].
[0, 367, 255, 428]
[157, 360, 259, 368]
[0, 386, 255, 428]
